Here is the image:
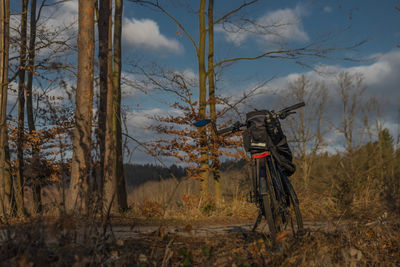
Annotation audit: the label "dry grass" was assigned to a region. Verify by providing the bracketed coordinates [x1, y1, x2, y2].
[15, 164, 397, 223]
[1, 167, 400, 266]
[126, 167, 258, 220]
[125, 166, 395, 222]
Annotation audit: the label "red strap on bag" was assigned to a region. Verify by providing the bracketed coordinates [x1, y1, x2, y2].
[252, 152, 270, 158]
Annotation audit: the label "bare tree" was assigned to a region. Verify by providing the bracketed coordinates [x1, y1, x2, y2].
[67, 0, 96, 212]
[336, 72, 366, 156]
[280, 75, 328, 186]
[332, 71, 367, 210]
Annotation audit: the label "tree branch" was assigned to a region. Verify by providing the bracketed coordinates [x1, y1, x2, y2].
[214, 0, 257, 25]
[214, 39, 368, 69]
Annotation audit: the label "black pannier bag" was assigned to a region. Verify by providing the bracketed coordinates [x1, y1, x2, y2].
[242, 110, 296, 176]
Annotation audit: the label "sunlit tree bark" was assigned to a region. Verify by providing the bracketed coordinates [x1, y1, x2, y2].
[67, 0, 96, 212]
[0, 0, 14, 217]
[103, 2, 115, 212]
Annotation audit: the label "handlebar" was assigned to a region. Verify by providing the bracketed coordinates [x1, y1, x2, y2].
[275, 101, 305, 120]
[215, 101, 305, 136]
[216, 121, 245, 135]
[278, 101, 305, 114]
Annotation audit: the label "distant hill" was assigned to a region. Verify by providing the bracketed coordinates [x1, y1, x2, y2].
[124, 163, 186, 188]
[219, 159, 248, 171]
[124, 160, 247, 188]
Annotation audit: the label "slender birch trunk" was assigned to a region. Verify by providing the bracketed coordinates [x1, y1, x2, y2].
[207, 0, 222, 204]
[198, 0, 209, 198]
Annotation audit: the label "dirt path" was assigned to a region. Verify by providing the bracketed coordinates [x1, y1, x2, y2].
[110, 219, 358, 239]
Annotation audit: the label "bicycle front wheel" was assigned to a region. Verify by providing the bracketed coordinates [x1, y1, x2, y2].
[259, 172, 279, 239]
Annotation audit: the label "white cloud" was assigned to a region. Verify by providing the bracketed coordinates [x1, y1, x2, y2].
[7, 82, 18, 109]
[257, 8, 309, 44]
[306, 51, 400, 97]
[40, 0, 78, 32]
[122, 18, 183, 53]
[216, 4, 309, 46]
[125, 108, 183, 136]
[181, 69, 198, 82]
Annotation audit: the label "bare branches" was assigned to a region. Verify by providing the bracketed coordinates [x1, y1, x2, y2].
[214, 0, 257, 25]
[214, 39, 368, 69]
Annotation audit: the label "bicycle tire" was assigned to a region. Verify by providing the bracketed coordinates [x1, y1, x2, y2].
[265, 156, 304, 237]
[265, 157, 284, 230]
[290, 196, 304, 236]
[283, 176, 304, 236]
[259, 176, 279, 238]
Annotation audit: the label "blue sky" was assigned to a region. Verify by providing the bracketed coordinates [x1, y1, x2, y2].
[119, 0, 400, 163]
[9, 0, 400, 164]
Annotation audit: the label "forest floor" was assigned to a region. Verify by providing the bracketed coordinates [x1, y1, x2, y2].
[1, 214, 399, 266]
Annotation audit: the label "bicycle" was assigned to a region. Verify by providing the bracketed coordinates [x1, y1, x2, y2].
[194, 102, 305, 242]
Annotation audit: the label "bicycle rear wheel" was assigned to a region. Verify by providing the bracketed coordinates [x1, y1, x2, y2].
[281, 174, 304, 236]
[257, 158, 280, 238]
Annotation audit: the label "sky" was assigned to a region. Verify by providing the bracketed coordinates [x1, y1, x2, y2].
[9, 0, 400, 165]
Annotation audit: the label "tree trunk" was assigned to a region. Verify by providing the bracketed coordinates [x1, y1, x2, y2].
[207, 0, 221, 205]
[113, 0, 127, 212]
[198, 0, 209, 199]
[103, 0, 115, 213]
[26, 0, 41, 213]
[0, 0, 15, 217]
[67, 0, 95, 213]
[104, 0, 128, 213]
[15, 0, 29, 217]
[97, 0, 111, 195]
